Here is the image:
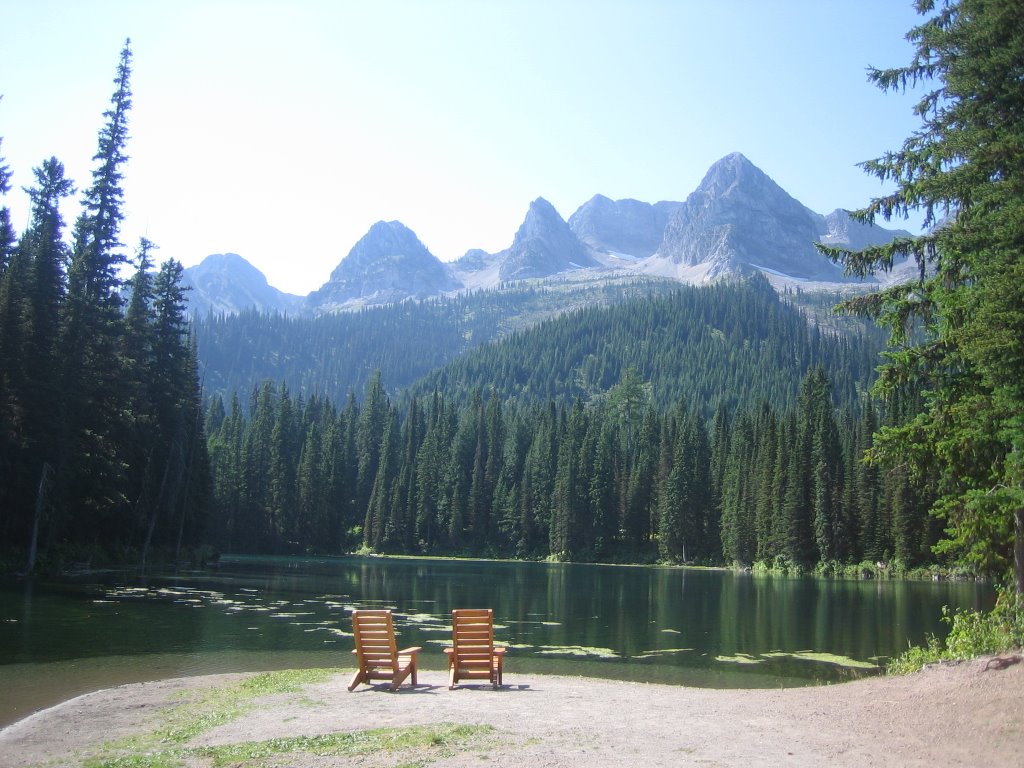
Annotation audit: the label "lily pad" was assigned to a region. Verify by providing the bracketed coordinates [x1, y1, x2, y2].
[715, 653, 763, 665]
[535, 645, 619, 659]
[763, 651, 878, 669]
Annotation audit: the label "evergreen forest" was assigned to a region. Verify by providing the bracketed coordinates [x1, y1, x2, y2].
[2, 0, 1022, 601]
[204, 359, 933, 570]
[194, 277, 682, 405]
[0, 44, 209, 572]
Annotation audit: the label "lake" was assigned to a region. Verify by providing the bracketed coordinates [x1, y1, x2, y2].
[0, 554, 993, 727]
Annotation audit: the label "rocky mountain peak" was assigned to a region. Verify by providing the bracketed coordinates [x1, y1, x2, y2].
[182, 253, 302, 317]
[653, 153, 843, 281]
[329, 220, 431, 278]
[498, 197, 596, 281]
[308, 220, 459, 311]
[517, 197, 566, 236]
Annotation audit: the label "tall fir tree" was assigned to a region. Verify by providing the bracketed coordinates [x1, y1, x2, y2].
[54, 40, 135, 544]
[821, 0, 1024, 591]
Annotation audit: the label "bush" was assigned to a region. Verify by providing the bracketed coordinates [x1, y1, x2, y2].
[887, 589, 1024, 674]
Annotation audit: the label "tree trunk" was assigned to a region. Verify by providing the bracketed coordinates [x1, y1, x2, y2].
[1015, 506, 1024, 597]
[27, 463, 53, 573]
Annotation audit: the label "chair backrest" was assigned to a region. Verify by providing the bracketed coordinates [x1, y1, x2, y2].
[451, 608, 494, 661]
[351, 609, 399, 671]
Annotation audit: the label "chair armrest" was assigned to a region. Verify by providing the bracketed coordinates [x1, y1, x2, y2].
[442, 647, 453, 656]
[494, 647, 507, 656]
[397, 646, 422, 656]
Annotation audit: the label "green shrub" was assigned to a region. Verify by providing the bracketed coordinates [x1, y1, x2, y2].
[887, 589, 1024, 674]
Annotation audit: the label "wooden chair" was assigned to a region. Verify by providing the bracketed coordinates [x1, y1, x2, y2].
[443, 608, 506, 689]
[347, 609, 420, 691]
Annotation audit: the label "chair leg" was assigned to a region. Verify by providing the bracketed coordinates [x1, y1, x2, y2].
[348, 669, 365, 692]
[449, 664, 457, 690]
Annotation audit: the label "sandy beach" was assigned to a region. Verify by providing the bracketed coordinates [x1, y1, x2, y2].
[1, 655, 1021, 767]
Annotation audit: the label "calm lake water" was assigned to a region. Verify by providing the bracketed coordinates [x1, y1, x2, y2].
[0, 555, 994, 727]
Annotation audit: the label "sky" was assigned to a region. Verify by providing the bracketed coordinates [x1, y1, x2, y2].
[1, 1, 927, 295]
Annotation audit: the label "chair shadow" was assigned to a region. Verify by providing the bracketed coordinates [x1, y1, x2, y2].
[349, 682, 444, 694]
[350, 682, 533, 694]
[446, 683, 533, 692]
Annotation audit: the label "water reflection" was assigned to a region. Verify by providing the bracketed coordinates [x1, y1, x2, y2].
[0, 555, 993, 726]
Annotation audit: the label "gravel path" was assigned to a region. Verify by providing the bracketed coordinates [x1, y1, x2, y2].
[1, 655, 1021, 767]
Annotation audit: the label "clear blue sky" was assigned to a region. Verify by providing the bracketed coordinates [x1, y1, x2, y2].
[1, 0, 926, 294]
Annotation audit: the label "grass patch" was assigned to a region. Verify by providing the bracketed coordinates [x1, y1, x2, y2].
[83, 723, 497, 768]
[192, 723, 495, 767]
[79, 669, 344, 767]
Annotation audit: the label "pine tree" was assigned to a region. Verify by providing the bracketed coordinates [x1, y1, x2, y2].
[0, 132, 15, 275]
[551, 399, 586, 559]
[821, 0, 1024, 591]
[356, 371, 389, 520]
[54, 40, 135, 543]
[587, 419, 619, 559]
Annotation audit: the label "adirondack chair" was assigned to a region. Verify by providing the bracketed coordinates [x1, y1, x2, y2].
[348, 609, 421, 691]
[443, 608, 506, 689]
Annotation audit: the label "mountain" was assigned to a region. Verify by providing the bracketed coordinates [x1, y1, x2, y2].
[647, 153, 837, 280]
[568, 195, 682, 259]
[182, 253, 302, 317]
[306, 220, 460, 312]
[818, 208, 913, 251]
[644, 153, 911, 283]
[186, 154, 914, 314]
[454, 197, 598, 287]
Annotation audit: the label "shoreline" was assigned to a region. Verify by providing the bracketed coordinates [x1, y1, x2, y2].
[2, 656, 1022, 767]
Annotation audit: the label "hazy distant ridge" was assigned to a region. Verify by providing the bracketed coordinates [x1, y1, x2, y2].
[183, 153, 911, 316]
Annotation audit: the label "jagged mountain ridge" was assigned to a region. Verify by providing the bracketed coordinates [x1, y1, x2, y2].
[568, 195, 683, 260]
[183, 153, 912, 316]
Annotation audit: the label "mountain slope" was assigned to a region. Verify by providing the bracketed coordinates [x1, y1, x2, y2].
[306, 220, 460, 311]
[183, 253, 302, 316]
[454, 197, 598, 287]
[568, 195, 682, 259]
[647, 153, 837, 280]
[408, 274, 885, 414]
[643, 153, 912, 284]
[195, 278, 680, 404]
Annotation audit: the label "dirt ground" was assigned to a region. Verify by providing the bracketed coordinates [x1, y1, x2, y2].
[1, 655, 1022, 768]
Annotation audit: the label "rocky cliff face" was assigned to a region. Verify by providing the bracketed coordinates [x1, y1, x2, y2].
[652, 152, 843, 281]
[183, 253, 302, 316]
[306, 220, 460, 311]
[495, 197, 597, 281]
[568, 195, 682, 258]
[818, 208, 913, 251]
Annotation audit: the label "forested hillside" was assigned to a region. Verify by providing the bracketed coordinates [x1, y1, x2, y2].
[194, 277, 680, 402]
[202, 278, 932, 569]
[411, 275, 886, 414]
